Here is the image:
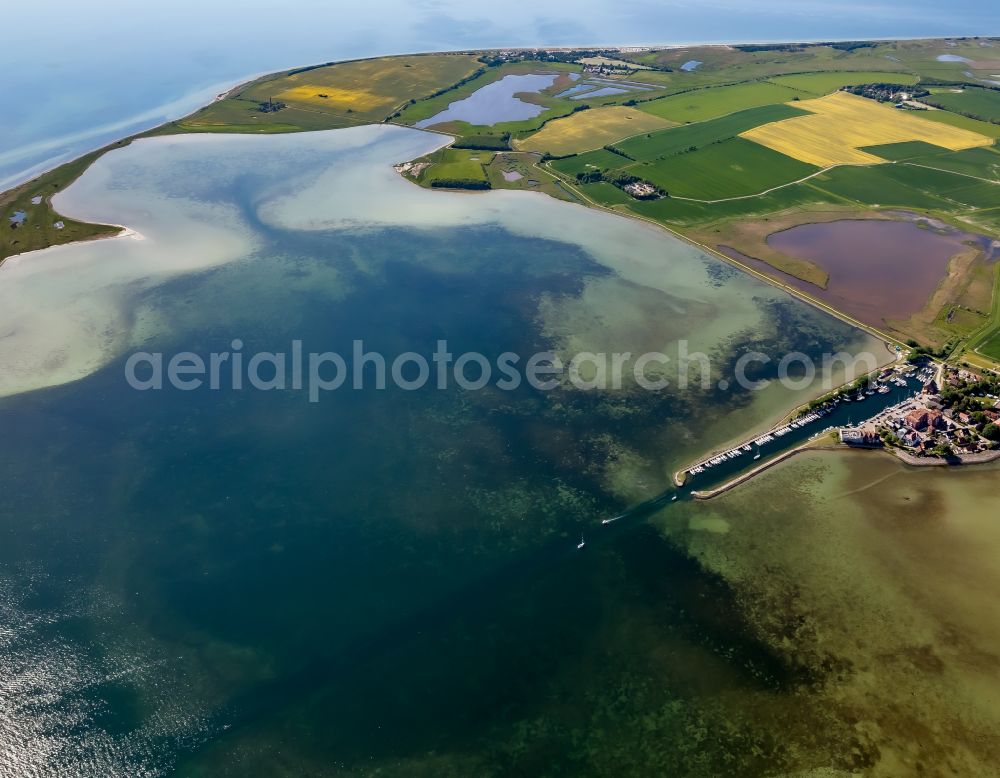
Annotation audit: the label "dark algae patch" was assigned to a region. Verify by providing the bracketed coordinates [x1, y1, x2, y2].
[0, 216, 877, 776]
[0, 128, 938, 776]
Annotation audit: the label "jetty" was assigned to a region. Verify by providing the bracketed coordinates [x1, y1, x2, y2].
[675, 409, 829, 485]
[674, 363, 935, 489]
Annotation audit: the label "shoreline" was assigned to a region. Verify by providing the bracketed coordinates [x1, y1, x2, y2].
[2, 41, 994, 481]
[2, 34, 993, 196]
[690, 443, 1000, 500]
[537, 161, 908, 348]
[671, 349, 903, 488]
[0, 224, 143, 264]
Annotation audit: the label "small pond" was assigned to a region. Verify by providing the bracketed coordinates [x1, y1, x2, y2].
[681, 60, 703, 71]
[571, 86, 627, 99]
[555, 83, 597, 98]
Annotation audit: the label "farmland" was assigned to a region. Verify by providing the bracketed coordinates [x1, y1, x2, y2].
[175, 54, 483, 132]
[613, 104, 807, 160]
[913, 109, 1000, 139]
[625, 138, 818, 200]
[636, 82, 805, 123]
[765, 71, 917, 95]
[978, 333, 1000, 361]
[897, 145, 1000, 181]
[861, 140, 950, 161]
[741, 91, 993, 167]
[921, 86, 1000, 123]
[516, 107, 674, 156]
[549, 149, 634, 178]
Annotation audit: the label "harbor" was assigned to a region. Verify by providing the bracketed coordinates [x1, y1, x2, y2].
[676, 364, 929, 491]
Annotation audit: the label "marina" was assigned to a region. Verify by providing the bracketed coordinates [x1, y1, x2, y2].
[679, 364, 928, 488]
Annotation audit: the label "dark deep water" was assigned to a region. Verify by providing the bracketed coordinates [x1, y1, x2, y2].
[0, 129, 881, 776]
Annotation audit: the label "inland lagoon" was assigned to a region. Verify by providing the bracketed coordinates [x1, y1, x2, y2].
[1, 125, 990, 776]
[414, 74, 559, 128]
[724, 216, 994, 332]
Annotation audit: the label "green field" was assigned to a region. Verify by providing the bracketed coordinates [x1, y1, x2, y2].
[625, 179, 830, 224]
[549, 149, 633, 177]
[913, 109, 1000, 139]
[860, 141, 951, 161]
[625, 138, 818, 200]
[576, 181, 637, 206]
[614, 104, 807, 161]
[637, 81, 805, 123]
[921, 87, 1000, 123]
[417, 148, 491, 186]
[878, 164, 1000, 209]
[766, 71, 918, 95]
[806, 165, 958, 210]
[978, 333, 1000, 360]
[902, 145, 1000, 181]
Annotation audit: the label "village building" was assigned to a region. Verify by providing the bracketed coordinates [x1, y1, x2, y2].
[839, 428, 882, 447]
[904, 408, 945, 432]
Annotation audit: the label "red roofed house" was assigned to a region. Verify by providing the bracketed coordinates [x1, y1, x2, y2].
[905, 408, 946, 432]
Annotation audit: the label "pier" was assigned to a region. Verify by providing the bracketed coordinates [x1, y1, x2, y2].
[675, 364, 929, 491]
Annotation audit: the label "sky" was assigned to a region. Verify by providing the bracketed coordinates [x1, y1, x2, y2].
[2, 0, 997, 188]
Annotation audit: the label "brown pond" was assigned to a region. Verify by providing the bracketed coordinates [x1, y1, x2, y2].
[721, 219, 985, 328]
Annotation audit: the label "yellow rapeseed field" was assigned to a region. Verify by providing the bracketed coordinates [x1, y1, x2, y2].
[740, 91, 993, 167]
[253, 54, 481, 121]
[276, 85, 389, 112]
[517, 106, 674, 156]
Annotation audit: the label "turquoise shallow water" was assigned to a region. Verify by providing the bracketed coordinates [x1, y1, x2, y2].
[0, 126, 881, 775]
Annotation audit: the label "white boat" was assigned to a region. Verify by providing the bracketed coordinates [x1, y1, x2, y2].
[577, 536, 586, 550]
